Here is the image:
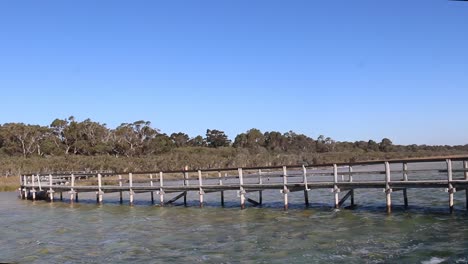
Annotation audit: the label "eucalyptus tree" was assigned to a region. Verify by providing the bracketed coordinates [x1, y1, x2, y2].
[170, 132, 190, 147]
[234, 128, 265, 149]
[264, 131, 287, 151]
[50, 116, 79, 155]
[0, 123, 50, 157]
[188, 135, 206, 147]
[379, 138, 393, 152]
[113, 121, 159, 156]
[206, 129, 231, 148]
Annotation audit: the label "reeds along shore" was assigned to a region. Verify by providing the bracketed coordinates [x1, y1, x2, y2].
[0, 176, 19, 191]
[2, 147, 468, 178]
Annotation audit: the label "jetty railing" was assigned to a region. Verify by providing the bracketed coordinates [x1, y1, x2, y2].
[19, 156, 468, 213]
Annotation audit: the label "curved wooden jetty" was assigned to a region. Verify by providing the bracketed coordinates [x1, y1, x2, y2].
[19, 156, 468, 213]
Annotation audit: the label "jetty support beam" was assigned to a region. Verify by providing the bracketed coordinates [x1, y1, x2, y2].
[219, 171, 224, 207]
[239, 168, 246, 209]
[150, 174, 154, 204]
[303, 166, 310, 207]
[159, 172, 165, 206]
[129, 173, 134, 205]
[282, 166, 289, 211]
[333, 164, 340, 209]
[96, 173, 103, 204]
[338, 190, 353, 207]
[48, 174, 54, 202]
[385, 162, 392, 213]
[464, 160, 468, 210]
[403, 163, 409, 207]
[447, 159, 455, 213]
[165, 192, 186, 205]
[69, 174, 75, 203]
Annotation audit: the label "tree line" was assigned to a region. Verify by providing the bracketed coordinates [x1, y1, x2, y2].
[1, 116, 467, 158]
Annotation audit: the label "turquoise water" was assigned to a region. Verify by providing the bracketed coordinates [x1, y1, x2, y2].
[0, 189, 467, 263]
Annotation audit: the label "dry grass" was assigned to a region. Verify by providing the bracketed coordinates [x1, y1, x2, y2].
[0, 176, 20, 192]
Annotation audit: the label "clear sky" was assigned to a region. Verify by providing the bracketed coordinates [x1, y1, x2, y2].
[1, 0, 467, 145]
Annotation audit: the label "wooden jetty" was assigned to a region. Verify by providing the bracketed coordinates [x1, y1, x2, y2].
[19, 156, 468, 213]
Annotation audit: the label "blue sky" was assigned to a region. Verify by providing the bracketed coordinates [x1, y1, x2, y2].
[1, 0, 467, 145]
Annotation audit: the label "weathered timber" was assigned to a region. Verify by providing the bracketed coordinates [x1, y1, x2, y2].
[19, 156, 468, 213]
[338, 190, 353, 207]
[385, 162, 392, 213]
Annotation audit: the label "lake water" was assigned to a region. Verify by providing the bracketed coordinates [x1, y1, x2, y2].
[1, 185, 467, 263]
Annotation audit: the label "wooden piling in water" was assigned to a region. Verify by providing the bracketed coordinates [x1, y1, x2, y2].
[464, 161, 468, 210]
[70, 174, 75, 203]
[239, 168, 245, 209]
[403, 163, 409, 207]
[303, 166, 309, 207]
[97, 173, 103, 204]
[118, 175, 123, 204]
[159, 172, 164, 206]
[447, 159, 454, 213]
[282, 166, 289, 211]
[219, 171, 224, 207]
[19, 175, 23, 199]
[23, 175, 28, 200]
[385, 162, 392, 213]
[49, 174, 54, 202]
[258, 169, 263, 205]
[349, 166, 354, 207]
[150, 174, 154, 204]
[183, 166, 189, 206]
[333, 164, 339, 209]
[198, 170, 204, 208]
[129, 173, 134, 205]
[31, 174, 36, 201]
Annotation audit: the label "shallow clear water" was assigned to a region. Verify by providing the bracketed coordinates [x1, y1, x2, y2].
[1, 187, 467, 263]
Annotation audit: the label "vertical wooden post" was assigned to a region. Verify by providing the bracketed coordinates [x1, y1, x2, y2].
[333, 164, 339, 209]
[129, 173, 134, 205]
[70, 174, 75, 203]
[302, 165, 309, 207]
[150, 174, 154, 204]
[198, 170, 204, 208]
[97, 173, 103, 204]
[19, 174, 23, 199]
[31, 174, 36, 201]
[464, 161, 468, 211]
[49, 174, 54, 202]
[183, 166, 189, 207]
[118, 174, 123, 204]
[239, 168, 245, 209]
[464, 160, 468, 180]
[258, 169, 263, 205]
[36, 174, 42, 192]
[219, 171, 224, 207]
[283, 166, 289, 211]
[385, 162, 392, 213]
[403, 163, 408, 207]
[349, 166, 354, 206]
[23, 176, 28, 199]
[447, 159, 454, 213]
[159, 172, 164, 206]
